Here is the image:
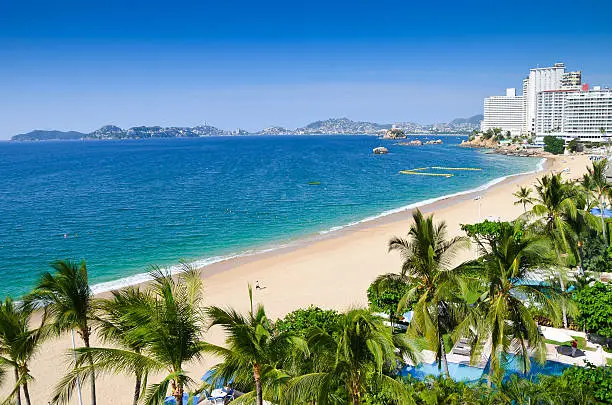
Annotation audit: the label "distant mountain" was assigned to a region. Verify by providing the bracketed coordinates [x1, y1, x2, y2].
[12, 115, 482, 141]
[88, 124, 228, 139]
[256, 126, 293, 135]
[11, 130, 86, 141]
[393, 114, 482, 134]
[450, 114, 484, 126]
[297, 118, 391, 134]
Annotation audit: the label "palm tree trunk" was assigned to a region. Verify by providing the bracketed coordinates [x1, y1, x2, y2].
[82, 330, 97, 405]
[133, 373, 141, 405]
[14, 367, 21, 405]
[559, 275, 568, 328]
[253, 363, 263, 405]
[600, 199, 607, 242]
[22, 380, 31, 405]
[351, 379, 361, 405]
[440, 335, 450, 377]
[172, 379, 184, 405]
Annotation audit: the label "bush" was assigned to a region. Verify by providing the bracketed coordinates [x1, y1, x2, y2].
[574, 282, 612, 338]
[581, 232, 612, 273]
[543, 136, 565, 155]
[275, 305, 340, 336]
[555, 363, 612, 404]
[567, 139, 584, 153]
[367, 279, 412, 317]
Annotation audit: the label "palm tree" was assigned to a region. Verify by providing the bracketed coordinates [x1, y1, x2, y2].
[456, 221, 565, 384]
[52, 266, 208, 405]
[586, 159, 610, 242]
[530, 173, 578, 254]
[283, 308, 418, 405]
[513, 186, 534, 213]
[28, 259, 97, 405]
[529, 174, 581, 327]
[93, 287, 152, 405]
[0, 297, 47, 405]
[382, 209, 468, 376]
[204, 287, 308, 405]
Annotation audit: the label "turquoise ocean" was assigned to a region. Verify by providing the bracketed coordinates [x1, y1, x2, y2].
[0, 136, 541, 297]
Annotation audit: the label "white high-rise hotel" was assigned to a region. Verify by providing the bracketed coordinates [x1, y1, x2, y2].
[481, 62, 612, 142]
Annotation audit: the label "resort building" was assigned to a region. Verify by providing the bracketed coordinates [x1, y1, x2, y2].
[523, 63, 567, 134]
[535, 89, 578, 134]
[481, 88, 524, 136]
[562, 88, 612, 141]
[480, 62, 612, 142]
[561, 71, 582, 89]
[535, 87, 612, 142]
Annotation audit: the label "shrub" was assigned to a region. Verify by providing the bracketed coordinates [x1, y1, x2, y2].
[555, 363, 612, 404]
[367, 279, 412, 317]
[573, 282, 612, 338]
[274, 305, 340, 336]
[581, 232, 612, 273]
[543, 136, 565, 155]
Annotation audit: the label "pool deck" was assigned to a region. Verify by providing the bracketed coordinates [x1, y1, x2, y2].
[541, 326, 611, 367]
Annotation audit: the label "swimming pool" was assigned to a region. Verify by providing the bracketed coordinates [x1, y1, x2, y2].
[400, 355, 572, 383]
[400, 361, 485, 382]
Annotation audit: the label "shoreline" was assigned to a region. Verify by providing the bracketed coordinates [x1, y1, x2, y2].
[14, 153, 590, 403]
[90, 156, 548, 296]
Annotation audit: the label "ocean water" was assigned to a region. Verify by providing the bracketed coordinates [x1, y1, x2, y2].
[0, 136, 540, 297]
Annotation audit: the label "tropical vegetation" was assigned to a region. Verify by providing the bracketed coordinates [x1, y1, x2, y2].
[0, 160, 610, 404]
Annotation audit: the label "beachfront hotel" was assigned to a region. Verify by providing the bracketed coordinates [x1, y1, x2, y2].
[480, 88, 524, 136]
[482, 62, 612, 142]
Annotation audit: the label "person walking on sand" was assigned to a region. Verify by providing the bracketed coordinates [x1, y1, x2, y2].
[571, 339, 577, 357]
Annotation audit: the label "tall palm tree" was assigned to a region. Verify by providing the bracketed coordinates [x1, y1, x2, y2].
[93, 287, 152, 405]
[381, 209, 468, 376]
[530, 173, 578, 254]
[28, 259, 97, 405]
[0, 297, 47, 405]
[586, 159, 610, 241]
[513, 186, 534, 213]
[283, 308, 418, 405]
[204, 287, 308, 405]
[529, 174, 581, 327]
[52, 266, 208, 405]
[456, 221, 565, 384]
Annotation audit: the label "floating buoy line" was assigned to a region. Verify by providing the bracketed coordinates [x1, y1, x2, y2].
[431, 166, 482, 171]
[399, 166, 483, 178]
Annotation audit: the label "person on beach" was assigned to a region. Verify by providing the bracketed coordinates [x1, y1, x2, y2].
[571, 339, 577, 357]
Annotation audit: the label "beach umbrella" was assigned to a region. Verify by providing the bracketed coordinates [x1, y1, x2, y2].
[164, 393, 200, 405]
[590, 207, 612, 218]
[555, 345, 585, 358]
[202, 369, 234, 389]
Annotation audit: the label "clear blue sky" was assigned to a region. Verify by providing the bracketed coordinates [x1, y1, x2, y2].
[1, 0, 611, 138]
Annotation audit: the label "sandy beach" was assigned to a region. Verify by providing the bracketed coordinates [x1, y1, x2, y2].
[13, 153, 591, 404]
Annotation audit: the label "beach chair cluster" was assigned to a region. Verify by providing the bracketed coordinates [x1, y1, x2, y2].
[452, 337, 472, 356]
[203, 387, 236, 404]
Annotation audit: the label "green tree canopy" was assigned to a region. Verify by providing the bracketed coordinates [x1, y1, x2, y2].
[543, 136, 565, 155]
[574, 282, 612, 338]
[275, 306, 340, 337]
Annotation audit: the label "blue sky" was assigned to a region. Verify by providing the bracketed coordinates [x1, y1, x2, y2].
[1, 0, 611, 138]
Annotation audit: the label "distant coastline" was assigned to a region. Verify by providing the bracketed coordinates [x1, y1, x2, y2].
[11, 115, 483, 141]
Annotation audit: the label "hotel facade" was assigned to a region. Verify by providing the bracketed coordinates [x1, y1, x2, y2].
[482, 63, 611, 142]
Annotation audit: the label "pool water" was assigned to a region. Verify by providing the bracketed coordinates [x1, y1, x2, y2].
[401, 354, 572, 383]
[400, 361, 485, 382]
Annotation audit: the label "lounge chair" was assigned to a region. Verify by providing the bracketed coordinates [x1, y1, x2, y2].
[203, 389, 226, 404]
[452, 338, 473, 356]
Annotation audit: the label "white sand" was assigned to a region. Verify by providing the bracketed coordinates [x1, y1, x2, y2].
[8, 154, 591, 404]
